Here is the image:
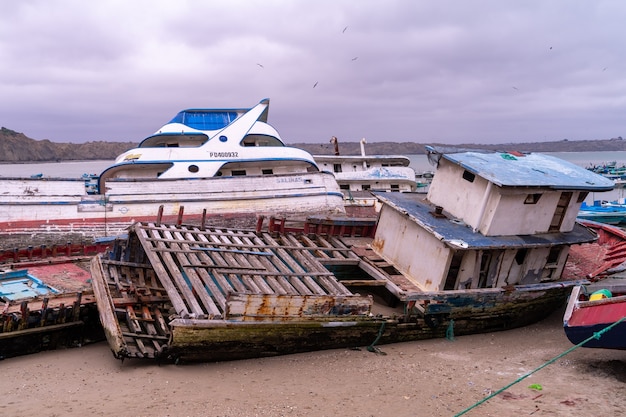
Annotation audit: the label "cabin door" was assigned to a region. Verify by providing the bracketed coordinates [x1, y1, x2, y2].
[549, 192, 572, 232]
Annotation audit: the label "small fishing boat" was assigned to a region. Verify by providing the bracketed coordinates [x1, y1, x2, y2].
[314, 137, 419, 193]
[314, 137, 421, 216]
[91, 148, 616, 363]
[563, 281, 626, 349]
[577, 200, 626, 225]
[0, 242, 109, 359]
[0, 99, 345, 243]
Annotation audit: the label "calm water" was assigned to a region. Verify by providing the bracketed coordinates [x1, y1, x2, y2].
[2, 151, 626, 203]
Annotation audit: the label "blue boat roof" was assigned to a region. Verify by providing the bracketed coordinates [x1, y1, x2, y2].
[374, 192, 598, 249]
[442, 151, 614, 191]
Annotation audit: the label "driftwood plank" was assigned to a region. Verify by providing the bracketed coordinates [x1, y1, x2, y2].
[181, 230, 229, 312]
[134, 224, 190, 317]
[192, 229, 238, 294]
[261, 232, 327, 295]
[154, 226, 205, 317]
[238, 232, 297, 295]
[90, 256, 126, 356]
[167, 226, 222, 317]
[282, 234, 351, 296]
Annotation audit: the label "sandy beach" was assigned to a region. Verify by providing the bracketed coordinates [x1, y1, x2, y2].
[0, 305, 624, 417]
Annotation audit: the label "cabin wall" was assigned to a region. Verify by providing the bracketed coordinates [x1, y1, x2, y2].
[483, 191, 559, 235]
[373, 205, 451, 291]
[452, 246, 569, 289]
[427, 160, 489, 231]
[428, 160, 585, 235]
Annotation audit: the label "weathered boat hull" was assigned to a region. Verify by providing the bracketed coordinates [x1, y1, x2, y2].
[0, 171, 345, 238]
[90, 221, 583, 363]
[165, 285, 574, 362]
[563, 284, 626, 349]
[0, 256, 107, 359]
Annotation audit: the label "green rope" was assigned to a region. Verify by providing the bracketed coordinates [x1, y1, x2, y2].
[367, 321, 387, 355]
[446, 319, 455, 341]
[453, 316, 626, 417]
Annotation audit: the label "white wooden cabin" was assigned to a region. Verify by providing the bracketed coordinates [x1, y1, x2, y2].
[371, 150, 615, 292]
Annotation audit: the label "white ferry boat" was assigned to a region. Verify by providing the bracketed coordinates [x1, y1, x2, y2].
[0, 99, 345, 238]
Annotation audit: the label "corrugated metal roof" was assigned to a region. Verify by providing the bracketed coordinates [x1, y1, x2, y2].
[442, 151, 614, 191]
[374, 192, 598, 249]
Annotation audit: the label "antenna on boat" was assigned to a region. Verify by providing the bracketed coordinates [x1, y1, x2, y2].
[330, 136, 339, 155]
[360, 138, 367, 169]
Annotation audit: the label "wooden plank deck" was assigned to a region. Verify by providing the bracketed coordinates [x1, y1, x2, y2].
[94, 221, 382, 359]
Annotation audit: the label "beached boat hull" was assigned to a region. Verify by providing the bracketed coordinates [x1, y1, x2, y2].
[0, 254, 107, 359]
[563, 284, 626, 349]
[90, 221, 584, 363]
[0, 171, 345, 238]
[164, 285, 575, 362]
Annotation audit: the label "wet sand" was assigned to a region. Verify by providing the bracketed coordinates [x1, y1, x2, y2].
[0, 306, 624, 417]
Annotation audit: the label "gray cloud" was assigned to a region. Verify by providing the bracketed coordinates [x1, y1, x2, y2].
[1, 0, 625, 144]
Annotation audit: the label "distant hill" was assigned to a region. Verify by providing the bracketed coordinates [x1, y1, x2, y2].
[0, 127, 136, 162]
[296, 137, 626, 156]
[0, 126, 623, 162]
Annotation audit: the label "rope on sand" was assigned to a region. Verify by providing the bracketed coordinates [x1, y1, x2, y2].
[453, 316, 626, 417]
[366, 321, 387, 355]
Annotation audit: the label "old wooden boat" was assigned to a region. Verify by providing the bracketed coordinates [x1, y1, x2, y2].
[577, 200, 626, 225]
[563, 219, 626, 280]
[0, 242, 109, 359]
[91, 148, 616, 363]
[0, 99, 344, 241]
[314, 137, 422, 217]
[563, 280, 626, 349]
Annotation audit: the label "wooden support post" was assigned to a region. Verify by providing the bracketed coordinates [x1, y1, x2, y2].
[40, 298, 49, 327]
[156, 205, 164, 226]
[72, 292, 83, 322]
[201, 209, 207, 231]
[177, 206, 185, 226]
[19, 301, 29, 330]
[256, 215, 265, 233]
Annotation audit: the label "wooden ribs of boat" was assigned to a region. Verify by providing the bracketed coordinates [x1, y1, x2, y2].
[91, 221, 382, 361]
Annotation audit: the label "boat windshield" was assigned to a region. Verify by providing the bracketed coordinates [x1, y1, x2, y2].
[169, 110, 239, 131]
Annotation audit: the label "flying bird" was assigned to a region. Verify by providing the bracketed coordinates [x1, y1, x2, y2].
[512, 86, 519, 90]
[351, 57, 358, 61]
[313, 81, 318, 88]
[342, 26, 348, 33]
[256, 63, 264, 68]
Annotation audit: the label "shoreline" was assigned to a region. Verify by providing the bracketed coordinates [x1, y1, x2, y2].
[1, 305, 623, 417]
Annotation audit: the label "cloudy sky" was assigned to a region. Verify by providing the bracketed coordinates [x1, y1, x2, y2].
[1, 1, 625, 145]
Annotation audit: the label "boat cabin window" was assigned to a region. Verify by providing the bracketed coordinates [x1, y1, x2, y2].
[362, 184, 371, 190]
[462, 170, 475, 182]
[546, 247, 561, 266]
[524, 193, 542, 204]
[391, 184, 400, 191]
[515, 249, 527, 265]
[340, 184, 350, 190]
[262, 169, 273, 175]
[241, 135, 284, 147]
[231, 170, 246, 176]
[333, 164, 342, 173]
[576, 192, 588, 203]
[188, 165, 199, 173]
